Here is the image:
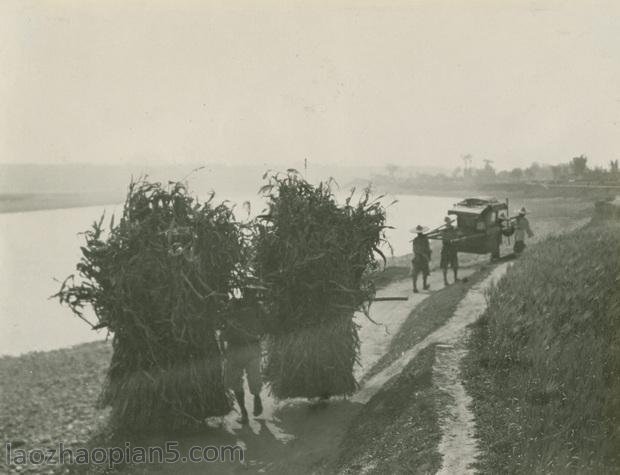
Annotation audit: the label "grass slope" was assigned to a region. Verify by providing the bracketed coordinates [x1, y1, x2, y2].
[463, 221, 620, 473]
[336, 346, 445, 474]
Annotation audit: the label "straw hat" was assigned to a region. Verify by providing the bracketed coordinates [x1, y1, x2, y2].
[518, 207, 527, 215]
[410, 225, 429, 233]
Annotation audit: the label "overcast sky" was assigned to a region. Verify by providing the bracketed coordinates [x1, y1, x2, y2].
[1, 0, 619, 171]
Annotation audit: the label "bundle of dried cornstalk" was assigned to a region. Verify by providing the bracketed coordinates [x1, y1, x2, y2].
[253, 171, 388, 399]
[56, 179, 249, 433]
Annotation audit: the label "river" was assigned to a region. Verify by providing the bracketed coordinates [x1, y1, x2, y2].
[0, 193, 459, 356]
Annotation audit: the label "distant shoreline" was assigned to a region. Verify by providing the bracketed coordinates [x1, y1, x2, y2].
[367, 182, 620, 200]
[0, 192, 123, 214]
[2, 184, 613, 215]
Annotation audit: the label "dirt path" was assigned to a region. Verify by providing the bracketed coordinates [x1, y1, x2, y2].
[350, 264, 507, 473]
[353, 264, 506, 405]
[134, 267, 479, 474]
[355, 265, 477, 381]
[434, 344, 478, 475]
[218, 265, 480, 450]
[433, 263, 509, 474]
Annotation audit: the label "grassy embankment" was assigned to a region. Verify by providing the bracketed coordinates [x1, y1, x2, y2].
[338, 345, 443, 474]
[463, 220, 620, 473]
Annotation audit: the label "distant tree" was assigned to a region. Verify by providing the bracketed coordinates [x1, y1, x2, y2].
[571, 155, 588, 176]
[472, 159, 496, 184]
[587, 166, 607, 182]
[524, 162, 541, 180]
[496, 170, 511, 181]
[610, 160, 619, 175]
[509, 167, 524, 180]
[461, 154, 473, 178]
[537, 164, 554, 181]
[551, 163, 571, 181]
[482, 159, 496, 179]
[385, 163, 400, 180]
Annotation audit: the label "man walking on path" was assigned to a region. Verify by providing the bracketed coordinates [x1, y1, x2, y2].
[222, 296, 264, 424]
[411, 224, 431, 293]
[440, 216, 459, 286]
[513, 207, 534, 256]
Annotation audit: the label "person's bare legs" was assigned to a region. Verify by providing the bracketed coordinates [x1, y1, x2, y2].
[246, 344, 263, 417]
[234, 390, 249, 424]
[227, 348, 249, 424]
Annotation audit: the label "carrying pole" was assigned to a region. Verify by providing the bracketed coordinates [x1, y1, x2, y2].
[372, 296, 409, 302]
[410, 218, 455, 241]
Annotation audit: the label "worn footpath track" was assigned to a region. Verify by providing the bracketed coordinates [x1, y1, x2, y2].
[433, 264, 508, 474]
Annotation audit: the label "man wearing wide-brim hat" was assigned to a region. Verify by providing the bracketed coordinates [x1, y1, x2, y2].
[440, 216, 459, 286]
[513, 207, 534, 256]
[410, 224, 431, 293]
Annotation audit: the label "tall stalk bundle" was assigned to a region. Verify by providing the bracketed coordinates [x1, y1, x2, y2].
[55, 179, 249, 433]
[254, 171, 388, 399]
